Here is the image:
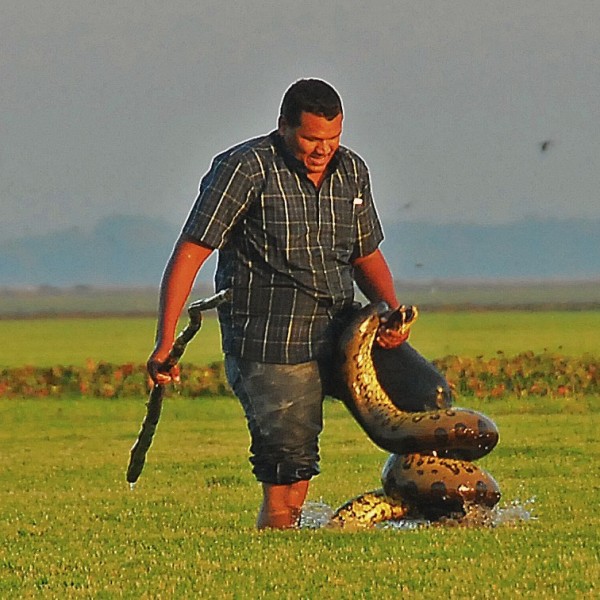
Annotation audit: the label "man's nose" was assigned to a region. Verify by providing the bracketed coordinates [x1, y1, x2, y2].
[315, 141, 330, 155]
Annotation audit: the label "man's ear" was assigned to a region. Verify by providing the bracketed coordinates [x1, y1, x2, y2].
[277, 116, 286, 135]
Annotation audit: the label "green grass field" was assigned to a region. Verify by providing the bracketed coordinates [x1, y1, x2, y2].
[0, 311, 599, 597]
[1, 310, 599, 368]
[0, 396, 598, 598]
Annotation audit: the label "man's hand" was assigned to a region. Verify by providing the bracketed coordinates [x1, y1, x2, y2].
[146, 348, 181, 387]
[376, 324, 410, 349]
[375, 305, 418, 349]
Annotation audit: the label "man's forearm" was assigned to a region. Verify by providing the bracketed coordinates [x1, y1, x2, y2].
[352, 249, 399, 308]
[154, 237, 214, 352]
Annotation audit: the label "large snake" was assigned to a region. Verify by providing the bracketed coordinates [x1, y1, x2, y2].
[329, 303, 501, 527]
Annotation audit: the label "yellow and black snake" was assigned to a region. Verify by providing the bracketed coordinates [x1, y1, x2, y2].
[329, 303, 501, 527]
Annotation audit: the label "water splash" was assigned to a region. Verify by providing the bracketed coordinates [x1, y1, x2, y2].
[299, 500, 335, 529]
[488, 496, 536, 527]
[299, 497, 535, 530]
[376, 518, 429, 530]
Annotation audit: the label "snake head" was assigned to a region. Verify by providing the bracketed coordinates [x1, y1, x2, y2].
[374, 304, 419, 349]
[379, 304, 419, 335]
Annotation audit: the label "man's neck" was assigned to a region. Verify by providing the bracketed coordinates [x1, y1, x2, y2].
[308, 172, 325, 188]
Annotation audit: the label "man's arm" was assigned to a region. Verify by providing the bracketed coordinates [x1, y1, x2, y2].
[352, 248, 407, 349]
[352, 248, 399, 307]
[147, 236, 214, 384]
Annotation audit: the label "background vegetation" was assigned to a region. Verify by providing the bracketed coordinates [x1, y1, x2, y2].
[1, 279, 598, 318]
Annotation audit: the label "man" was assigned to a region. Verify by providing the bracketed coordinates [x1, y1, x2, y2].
[147, 79, 407, 529]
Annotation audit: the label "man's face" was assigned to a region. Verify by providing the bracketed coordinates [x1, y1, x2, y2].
[279, 111, 343, 177]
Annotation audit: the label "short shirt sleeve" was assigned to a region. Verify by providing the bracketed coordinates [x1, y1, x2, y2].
[182, 153, 256, 249]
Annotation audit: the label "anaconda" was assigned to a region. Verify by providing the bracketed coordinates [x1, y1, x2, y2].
[329, 303, 501, 528]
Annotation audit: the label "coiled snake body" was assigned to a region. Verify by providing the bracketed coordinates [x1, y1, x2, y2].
[330, 303, 501, 527]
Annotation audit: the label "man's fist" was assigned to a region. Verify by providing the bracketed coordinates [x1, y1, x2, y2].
[146, 350, 181, 387]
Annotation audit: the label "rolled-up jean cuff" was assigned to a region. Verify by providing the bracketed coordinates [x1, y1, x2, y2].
[224, 355, 324, 485]
[252, 461, 320, 485]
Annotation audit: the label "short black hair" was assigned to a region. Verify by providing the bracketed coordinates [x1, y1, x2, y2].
[280, 79, 343, 128]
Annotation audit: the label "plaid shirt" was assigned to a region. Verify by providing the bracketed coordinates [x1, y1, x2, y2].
[182, 131, 384, 363]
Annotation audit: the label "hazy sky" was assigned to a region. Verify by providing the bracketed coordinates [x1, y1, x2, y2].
[3, 0, 600, 241]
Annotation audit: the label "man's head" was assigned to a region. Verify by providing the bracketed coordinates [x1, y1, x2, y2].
[279, 79, 343, 128]
[278, 79, 344, 180]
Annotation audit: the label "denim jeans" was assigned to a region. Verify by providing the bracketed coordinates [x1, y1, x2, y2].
[224, 355, 325, 484]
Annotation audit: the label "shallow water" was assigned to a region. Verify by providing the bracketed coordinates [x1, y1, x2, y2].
[300, 497, 535, 530]
[299, 501, 335, 529]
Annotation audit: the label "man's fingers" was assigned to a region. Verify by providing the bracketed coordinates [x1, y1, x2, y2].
[147, 359, 181, 386]
[375, 325, 410, 349]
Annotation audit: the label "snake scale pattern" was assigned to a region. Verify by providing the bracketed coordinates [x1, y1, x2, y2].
[329, 303, 501, 527]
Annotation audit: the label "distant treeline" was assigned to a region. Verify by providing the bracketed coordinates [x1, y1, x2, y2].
[2, 215, 599, 287]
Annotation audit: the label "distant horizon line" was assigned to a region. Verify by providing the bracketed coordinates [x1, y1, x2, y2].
[1, 276, 599, 293]
[2, 213, 600, 245]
